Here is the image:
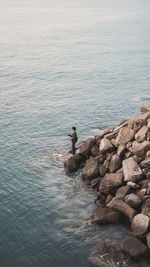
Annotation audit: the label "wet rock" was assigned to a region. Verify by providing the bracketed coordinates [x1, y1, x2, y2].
[135, 126, 148, 143]
[115, 186, 131, 199]
[107, 197, 135, 222]
[122, 157, 143, 182]
[132, 214, 150, 237]
[99, 137, 114, 154]
[127, 181, 140, 190]
[125, 193, 141, 209]
[132, 140, 150, 157]
[117, 143, 126, 158]
[91, 207, 121, 224]
[76, 138, 94, 156]
[116, 127, 135, 145]
[99, 165, 107, 177]
[109, 154, 121, 173]
[99, 173, 123, 194]
[82, 157, 99, 180]
[64, 154, 84, 172]
[146, 232, 150, 248]
[120, 237, 148, 259]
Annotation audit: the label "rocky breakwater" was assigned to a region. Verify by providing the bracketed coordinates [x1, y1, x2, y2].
[64, 106, 150, 264]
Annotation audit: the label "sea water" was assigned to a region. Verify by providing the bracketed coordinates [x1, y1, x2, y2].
[0, 0, 150, 266]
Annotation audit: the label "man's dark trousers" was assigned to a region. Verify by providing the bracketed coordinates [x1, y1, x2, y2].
[72, 141, 75, 155]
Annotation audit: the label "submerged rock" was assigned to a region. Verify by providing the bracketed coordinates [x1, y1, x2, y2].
[120, 237, 148, 259]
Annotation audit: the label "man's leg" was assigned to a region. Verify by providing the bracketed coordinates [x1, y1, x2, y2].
[72, 141, 75, 155]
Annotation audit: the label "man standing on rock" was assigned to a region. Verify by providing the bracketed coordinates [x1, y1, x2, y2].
[68, 127, 78, 155]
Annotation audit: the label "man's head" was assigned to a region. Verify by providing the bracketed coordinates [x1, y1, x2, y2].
[72, 127, 76, 132]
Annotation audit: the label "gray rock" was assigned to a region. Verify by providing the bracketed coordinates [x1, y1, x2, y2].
[99, 138, 114, 154]
[91, 207, 121, 224]
[64, 154, 84, 173]
[120, 237, 148, 259]
[132, 213, 150, 237]
[107, 197, 135, 222]
[99, 173, 123, 194]
[132, 140, 150, 157]
[109, 154, 121, 173]
[82, 157, 99, 180]
[115, 186, 131, 200]
[116, 127, 135, 145]
[122, 157, 143, 182]
[124, 193, 141, 208]
[135, 125, 148, 143]
[76, 138, 94, 156]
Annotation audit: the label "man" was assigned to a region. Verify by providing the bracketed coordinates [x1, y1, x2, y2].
[68, 127, 78, 155]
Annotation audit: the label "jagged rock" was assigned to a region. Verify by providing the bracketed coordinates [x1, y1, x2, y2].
[103, 159, 109, 169]
[107, 197, 135, 222]
[115, 186, 131, 200]
[131, 140, 139, 149]
[128, 111, 150, 129]
[147, 120, 150, 128]
[99, 165, 107, 177]
[105, 132, 117, 141]
[122, 157, 143, 182]
[137, 188, 147, 200]
[111, 138, 117, 147]
[91, 146, 100, 157]
[99, 173, 123, 194]
[116, 127, 135, 145]
[116, 167, 123, 173]
[140, 106, 150, 113]
[120, 237, 148, 259]
[98, 127, 114, 139]
[109, 154, 121, 173]
[132, 214, 150, 237]
[146, 232, 150, 248]
[139, 179, 150, 189]
[125, 193, 141, 208]
[99, 138, 114, 154]
[140, 158, 150, 168]
[127, 181, 140, 189]
[91, 207, 121, 224]
[132, 155, 143, 164]
[97, 154, 105, 164]
[64, 154, 84, 172]
[132, 140, 150, 157]
[82, 157, 99, 180]
[135, 126, 148, 143]
[146, 150, 150, 158]
[76, 138, 94, 155]
[126, 142, 132, 149]
[117, 144, 126, 158]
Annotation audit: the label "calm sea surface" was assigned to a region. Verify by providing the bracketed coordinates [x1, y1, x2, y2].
[0, 0, 150, 266]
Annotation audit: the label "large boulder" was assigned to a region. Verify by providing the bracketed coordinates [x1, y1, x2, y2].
[82, 157, 99, 180]
[135, 125, 148, 143]
[120, 237, 148, 259]
[99, 173, 123, 194]
[132, 140, 150, 157]
[124, 193, 141, 209]
[107, 197, 135, 222]
[122, 157, 143, 182]
[64, 154, 83, 172]
[109, 154, 121, 173]
[76, 138, 94, 156]
[131, 214, 150, 237]
[115, 186, 131, 200]
[91, 207, 121, 224]
[116, 127, 135, 145]
[99, 138, 114, 154]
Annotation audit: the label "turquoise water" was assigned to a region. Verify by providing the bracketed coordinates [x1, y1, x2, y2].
[0, 0, 150, 266]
